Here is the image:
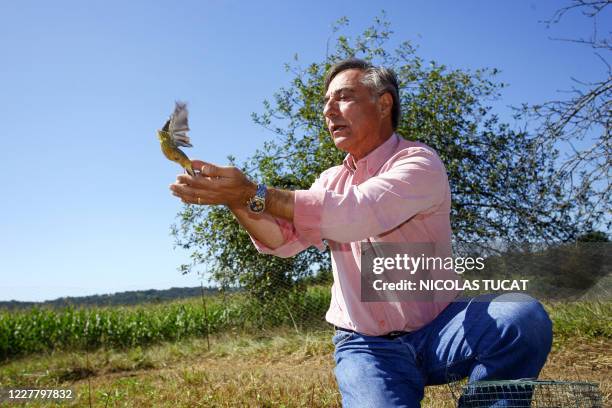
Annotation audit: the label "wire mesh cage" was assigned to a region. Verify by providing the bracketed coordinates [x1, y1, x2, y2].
[456, 379, 603, 408]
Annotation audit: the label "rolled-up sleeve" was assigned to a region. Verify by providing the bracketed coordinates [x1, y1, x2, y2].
[293, 147, 447, 244]
[249, 172, 330, 258]
[250, 216, 324, 258]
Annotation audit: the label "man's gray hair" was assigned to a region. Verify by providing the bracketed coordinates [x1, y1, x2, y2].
[324, 58, 401, 130]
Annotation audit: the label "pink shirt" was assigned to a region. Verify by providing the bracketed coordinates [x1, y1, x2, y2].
[251, 133, 457, 335]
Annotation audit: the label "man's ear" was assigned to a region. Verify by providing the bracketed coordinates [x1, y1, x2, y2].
[378, 92, 393, 119]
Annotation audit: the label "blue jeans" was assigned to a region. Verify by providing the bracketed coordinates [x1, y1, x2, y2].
[332, 293, 553, 408]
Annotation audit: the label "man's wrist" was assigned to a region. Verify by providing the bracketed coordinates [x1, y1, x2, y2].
[247, 183, 267, 213]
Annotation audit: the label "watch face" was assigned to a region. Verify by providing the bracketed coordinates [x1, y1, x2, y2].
[248, 183, 267, 213]
[249, 197, 265, 213]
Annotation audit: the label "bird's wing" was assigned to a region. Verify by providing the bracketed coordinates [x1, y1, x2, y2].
[169, 101, 193, 147]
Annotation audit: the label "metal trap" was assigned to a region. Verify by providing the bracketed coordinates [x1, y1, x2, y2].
[455, 379, 603, 407]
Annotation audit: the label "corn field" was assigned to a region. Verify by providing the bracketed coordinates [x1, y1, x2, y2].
[0, 286, 331, 361]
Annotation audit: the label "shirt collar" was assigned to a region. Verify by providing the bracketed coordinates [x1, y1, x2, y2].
[342, 133, 400, 175]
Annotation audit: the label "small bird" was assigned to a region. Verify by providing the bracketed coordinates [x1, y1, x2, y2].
[157, 101, 195, 176]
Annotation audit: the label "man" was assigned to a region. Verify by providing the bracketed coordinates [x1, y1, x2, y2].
[170, 58, 553, 407]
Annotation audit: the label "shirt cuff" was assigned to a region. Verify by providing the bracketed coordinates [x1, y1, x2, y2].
[248, 217, 323, 257]
[294, 188, 326, 246]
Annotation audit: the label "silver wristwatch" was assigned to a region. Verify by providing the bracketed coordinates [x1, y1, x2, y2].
[248, 183, 267, 213]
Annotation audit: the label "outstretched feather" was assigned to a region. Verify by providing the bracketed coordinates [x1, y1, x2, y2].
[169, 101, 192, 147]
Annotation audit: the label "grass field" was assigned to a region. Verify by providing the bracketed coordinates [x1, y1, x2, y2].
[0, 299, 609, 407]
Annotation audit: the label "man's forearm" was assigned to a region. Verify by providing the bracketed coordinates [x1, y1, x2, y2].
[265, 187, 294, 221]
[229, 187, 295, 249]
[229, 206, 286, 249]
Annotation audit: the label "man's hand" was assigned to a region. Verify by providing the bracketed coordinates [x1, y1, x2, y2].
[169, 160, 256, 208]
[169, 160, 295, 248]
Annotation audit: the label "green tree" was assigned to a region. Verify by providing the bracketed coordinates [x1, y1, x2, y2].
[172, 16, 599, 298]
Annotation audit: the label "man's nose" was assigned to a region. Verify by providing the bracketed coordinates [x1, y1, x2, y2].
[323, 99, 338, 118]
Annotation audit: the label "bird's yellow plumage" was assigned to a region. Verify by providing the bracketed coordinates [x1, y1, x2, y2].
[157, 102, 195, 176]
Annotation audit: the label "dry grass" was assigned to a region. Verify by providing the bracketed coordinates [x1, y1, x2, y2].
[1, 328, 609, 407]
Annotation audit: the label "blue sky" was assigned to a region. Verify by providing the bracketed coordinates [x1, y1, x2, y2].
[0, 1, 609, 301]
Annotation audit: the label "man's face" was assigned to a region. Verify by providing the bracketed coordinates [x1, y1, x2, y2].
[323, 69, 385, 159]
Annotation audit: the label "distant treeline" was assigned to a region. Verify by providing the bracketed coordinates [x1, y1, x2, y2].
[0, 286, 233, 310]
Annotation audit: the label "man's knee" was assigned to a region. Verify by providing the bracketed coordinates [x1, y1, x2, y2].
[487, 294, 553, 357]
[465, 294, 553, 380]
